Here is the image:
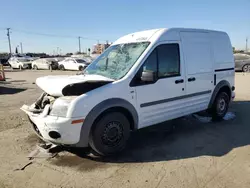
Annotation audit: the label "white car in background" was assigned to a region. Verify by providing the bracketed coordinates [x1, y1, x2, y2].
[58, 58, 89, 71]
[32, 58, 59, 70]
[8, 57, 32, 69]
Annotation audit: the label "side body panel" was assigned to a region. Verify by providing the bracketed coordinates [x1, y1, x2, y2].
[180, 31, 214, 113]
[211, 32, 235, 89]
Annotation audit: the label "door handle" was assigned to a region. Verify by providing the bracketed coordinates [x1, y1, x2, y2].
[175, 79, 184, 84]
[188, 77, 196, 82]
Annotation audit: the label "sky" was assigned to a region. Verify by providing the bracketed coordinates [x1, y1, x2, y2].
[0, 0, 249, 54]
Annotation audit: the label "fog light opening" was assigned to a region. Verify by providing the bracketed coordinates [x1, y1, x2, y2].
[48, 131, 61, 139]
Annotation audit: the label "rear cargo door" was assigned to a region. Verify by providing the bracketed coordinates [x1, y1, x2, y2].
[180, 31, 214, 112]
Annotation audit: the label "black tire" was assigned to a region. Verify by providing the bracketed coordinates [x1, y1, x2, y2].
[211, 92, 230, 121]
[89, 112, 130, 156]
[33, 65, 38, 70]
[242, 64, 250, 72]
[79, 66, 84, 71]
[59, 65, 65, 71]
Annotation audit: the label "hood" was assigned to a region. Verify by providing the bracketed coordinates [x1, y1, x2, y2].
[36, 74, 114, 97]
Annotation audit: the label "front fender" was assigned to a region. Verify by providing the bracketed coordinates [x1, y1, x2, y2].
[74, 98, 138, 147]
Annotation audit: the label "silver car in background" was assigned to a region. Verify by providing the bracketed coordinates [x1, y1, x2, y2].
[8, 57, 32, 69]
[32, 58, 59, 70]
[234, 53, 250, 72]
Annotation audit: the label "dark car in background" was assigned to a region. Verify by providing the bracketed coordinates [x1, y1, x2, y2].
[234, 53, 250, 72]
[0, 58, 9, 66]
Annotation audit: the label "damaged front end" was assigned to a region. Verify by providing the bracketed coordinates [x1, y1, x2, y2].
[21, 74, 113, 145]
[21, 93, 82, 145]
[22, 92, 56, 115]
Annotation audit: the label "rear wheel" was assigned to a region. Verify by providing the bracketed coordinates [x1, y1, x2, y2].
[89, 112, 130, 156]
[211, 92, 229, 121]
[59, 65, 65, 71]
[33, 65, 38, 70]
[242, 64, 250, 72]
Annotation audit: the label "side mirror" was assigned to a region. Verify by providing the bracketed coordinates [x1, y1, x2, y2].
[141, 71, 156, 82]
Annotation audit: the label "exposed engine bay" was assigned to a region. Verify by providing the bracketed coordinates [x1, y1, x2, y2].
[22, 92, 56, 114]
[22, 79, 113, 113]
[35, 92, 56, 111]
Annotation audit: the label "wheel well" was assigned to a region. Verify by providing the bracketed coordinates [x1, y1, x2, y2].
[93, 107, 135, 131]
[242, 64, 250, 69]
[218, 85, 231, 99]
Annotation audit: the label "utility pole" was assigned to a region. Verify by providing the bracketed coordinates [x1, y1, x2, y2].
[246, 37, 248, 52]
[6, 28, 12, 55]
[78, 36, 81, 53]
[20, 42, 23, 54]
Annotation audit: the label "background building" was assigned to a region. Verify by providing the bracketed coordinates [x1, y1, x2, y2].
[92, 42, 111, 54]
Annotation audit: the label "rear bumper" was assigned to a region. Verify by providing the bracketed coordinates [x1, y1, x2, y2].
[21, 105, 84, 145]
[234, 67, 242, 71]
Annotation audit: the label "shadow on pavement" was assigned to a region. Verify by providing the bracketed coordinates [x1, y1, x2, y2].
[0, 86, 26, 94]
[51, 101, 250, 167]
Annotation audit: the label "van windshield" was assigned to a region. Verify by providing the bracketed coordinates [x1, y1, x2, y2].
[84, 42, 150, 80]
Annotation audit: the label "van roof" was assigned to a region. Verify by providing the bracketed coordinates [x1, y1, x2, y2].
[113, 28, 227, 45]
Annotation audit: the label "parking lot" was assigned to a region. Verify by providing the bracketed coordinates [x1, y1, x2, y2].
[1, 69, 250, 188]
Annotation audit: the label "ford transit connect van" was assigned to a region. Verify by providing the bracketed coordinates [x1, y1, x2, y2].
[21, 28, 235, 156]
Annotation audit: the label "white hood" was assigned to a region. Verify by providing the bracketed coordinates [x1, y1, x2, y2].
[36, 74, 113, 97]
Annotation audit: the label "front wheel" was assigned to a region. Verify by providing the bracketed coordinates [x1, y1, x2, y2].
[211, 92, 230, 121]
[59, 65, 65, 71]
[89, 112, 130, 156]
[33, 65, 38, 70]
[79, 66, 84, 71]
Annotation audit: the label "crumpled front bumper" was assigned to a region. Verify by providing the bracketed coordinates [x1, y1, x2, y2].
[21, 104, 84, 145]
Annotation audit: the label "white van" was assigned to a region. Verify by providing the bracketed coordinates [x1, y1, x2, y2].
[21, 28, 235, 156]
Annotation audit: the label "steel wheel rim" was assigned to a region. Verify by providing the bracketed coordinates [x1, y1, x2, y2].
[102, 121, 123, 146]
[243, 65, 250, 72]
[217, 98, 226, 115]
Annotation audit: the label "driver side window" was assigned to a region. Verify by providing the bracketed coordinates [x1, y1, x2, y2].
[142, 49, 157, 73]
[131, 43, 180, 86]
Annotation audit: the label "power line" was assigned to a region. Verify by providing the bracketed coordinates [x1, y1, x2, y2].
[12, 28, 106, 41]
[13, 28, 76, 38]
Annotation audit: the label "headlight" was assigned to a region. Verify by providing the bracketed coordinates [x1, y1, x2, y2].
[49, 97, 75, 117]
